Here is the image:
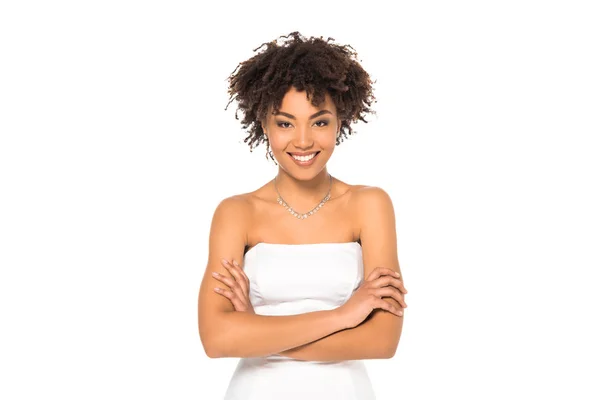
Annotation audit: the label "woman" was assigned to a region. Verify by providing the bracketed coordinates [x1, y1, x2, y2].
[197, 31, 408, 399]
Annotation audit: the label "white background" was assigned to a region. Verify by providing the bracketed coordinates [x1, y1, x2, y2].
[1, 0, 599, 399]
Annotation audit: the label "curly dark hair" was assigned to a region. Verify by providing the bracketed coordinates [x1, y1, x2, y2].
[224, 31, 377, 162]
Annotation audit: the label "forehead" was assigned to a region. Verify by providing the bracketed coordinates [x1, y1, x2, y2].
[275, 87, 335, 115]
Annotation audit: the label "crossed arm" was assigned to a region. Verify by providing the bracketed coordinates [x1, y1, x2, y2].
[276, 310, 399, 361]
[198, 187, 405, 361]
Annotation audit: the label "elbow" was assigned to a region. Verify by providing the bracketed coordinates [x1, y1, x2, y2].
[202, 335, 226, 359]
[199, 311, 235, 358]
[200, 334, 220, 358]
[202, 336, 219, 358]
[201, 320, 239, 358]
[206, 338, 243, 359]
[383, 322, 403, 358]
[199, 323, 228, 359]
[381, 335, 401, 359]
[206, 347, 222, 359]
[383, 344, 398, 359]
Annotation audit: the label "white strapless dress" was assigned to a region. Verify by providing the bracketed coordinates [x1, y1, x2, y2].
[222, 241, 376, 400]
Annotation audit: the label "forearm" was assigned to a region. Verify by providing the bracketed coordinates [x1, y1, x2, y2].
[211, 309, 345, 358]
[277, 312, 396, 361]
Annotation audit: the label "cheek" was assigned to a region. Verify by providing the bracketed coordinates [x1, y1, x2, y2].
[323, 136, 338, 150]
[268, 137, 286, 151]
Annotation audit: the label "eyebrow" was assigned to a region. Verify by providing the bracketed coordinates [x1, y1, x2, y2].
[273, 109, 333, 120]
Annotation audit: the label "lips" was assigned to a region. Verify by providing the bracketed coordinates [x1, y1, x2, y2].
[288, 151, 320, 166]
[287, 152, 319, 157]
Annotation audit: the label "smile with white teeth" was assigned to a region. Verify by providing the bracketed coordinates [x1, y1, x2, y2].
[291, 153, 317, 161]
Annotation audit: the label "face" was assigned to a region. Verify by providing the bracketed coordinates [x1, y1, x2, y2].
[261, 87, 341, 179]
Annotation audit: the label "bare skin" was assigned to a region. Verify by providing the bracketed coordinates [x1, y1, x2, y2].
[243, 176, 361, 252]
[244, 86, 371, 251]
[197, 86, 407, 360]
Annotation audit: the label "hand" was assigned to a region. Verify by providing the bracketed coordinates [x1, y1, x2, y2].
[336, 267, 408, 329]
[212, 258, 255, 314]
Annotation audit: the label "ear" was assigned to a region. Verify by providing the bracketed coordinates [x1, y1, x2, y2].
[261, 117, 268, 134]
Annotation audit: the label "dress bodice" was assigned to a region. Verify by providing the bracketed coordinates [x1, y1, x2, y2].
[243, 241, 364, 316]
[223, 242, 376, 400]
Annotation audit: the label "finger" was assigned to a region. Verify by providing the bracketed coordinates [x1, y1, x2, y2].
[366, 266, 400, 281]
[374, 287, 404, 306]
[222, 258, 249, 287]
[387, 277, 407, 296]
[213, 287, 245, 311]
[212, 271, 235, 288]
[377, 298, 403, 317]
[372, 275, 407, 300]
[370, 275, 401, 290]
[366, 266, 393, 281]
[220, 259, 249, 298]
[376, 287, 407, 308]
[375, 269, 407, 294]
[212, 272, 247, 302]
[399, 280, 408, 294]
[213, 286, 233, 297]
[396, 280, 408, 297]
[230, 259, 250, 291]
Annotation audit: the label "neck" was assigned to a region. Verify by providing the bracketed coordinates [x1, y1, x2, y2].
[274, 168, 332, 210]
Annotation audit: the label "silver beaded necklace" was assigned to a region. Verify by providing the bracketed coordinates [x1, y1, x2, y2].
[274, 173, 333, 219]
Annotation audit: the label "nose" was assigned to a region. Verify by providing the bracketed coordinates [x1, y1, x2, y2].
[293, 124, 314, 148]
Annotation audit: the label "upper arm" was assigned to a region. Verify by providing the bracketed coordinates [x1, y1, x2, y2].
[356, 186, 404, 357]
[197, 196, 249, 357]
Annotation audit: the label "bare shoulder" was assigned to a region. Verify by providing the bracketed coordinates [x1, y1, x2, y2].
[198, 194, 252, 334]
[212, 194, 253, 221]
[352, 184, 392, 198]
[352, 185, 401, 293]
[349, 185, 395, 217]
[206, 193, 252, 264]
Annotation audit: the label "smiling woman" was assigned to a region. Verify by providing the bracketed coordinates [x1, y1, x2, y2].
[263, 88, 340, 174]
[279, 109, 331, 165]
[197, 31, 408, 400]
[224, 31, 377, 165]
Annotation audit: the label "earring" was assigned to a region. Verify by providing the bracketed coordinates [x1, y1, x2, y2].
[265, 140, 278, 166]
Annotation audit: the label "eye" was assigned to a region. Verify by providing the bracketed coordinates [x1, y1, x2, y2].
[275, 120, 329, 128]
[276, 121, 292, 128]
